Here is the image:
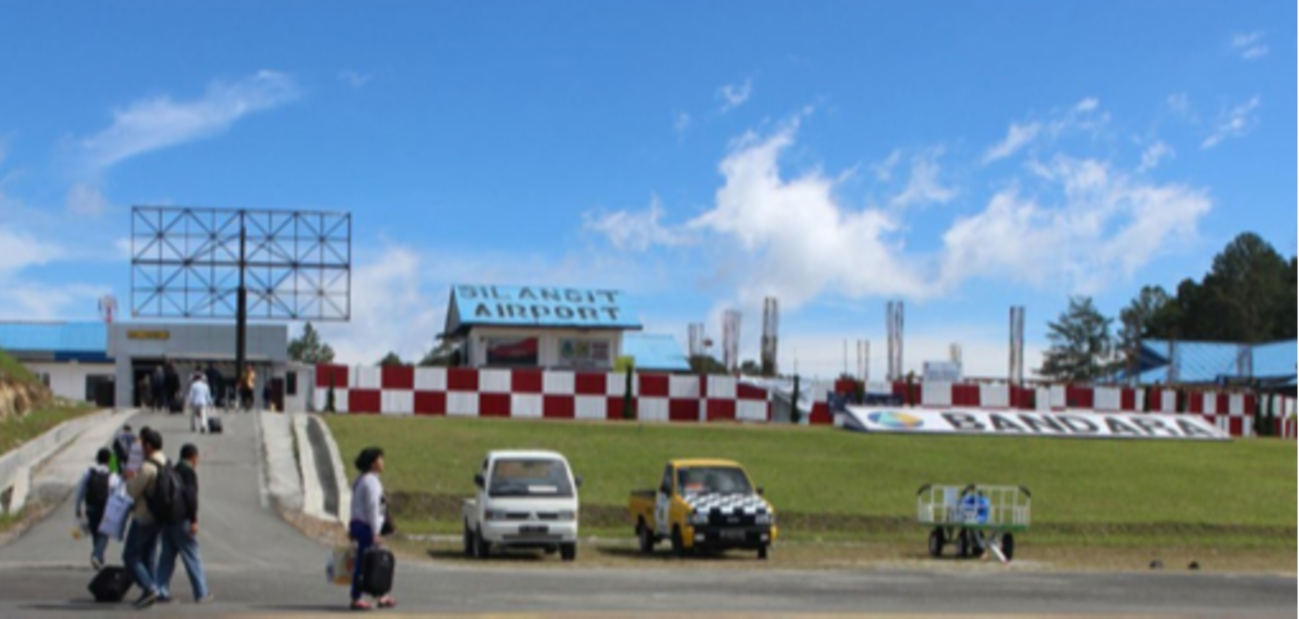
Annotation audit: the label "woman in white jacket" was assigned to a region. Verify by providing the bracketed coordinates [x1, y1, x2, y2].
[349, 447, 395, 610]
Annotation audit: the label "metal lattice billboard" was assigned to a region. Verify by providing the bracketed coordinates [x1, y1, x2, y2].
[131, 206, 351, 321]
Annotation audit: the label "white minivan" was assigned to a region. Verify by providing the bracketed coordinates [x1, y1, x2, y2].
[462, 450, 582, 561]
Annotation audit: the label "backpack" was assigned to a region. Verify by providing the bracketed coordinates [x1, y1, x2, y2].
[144, 461, 188, 524]
[85, 469, 111, 514]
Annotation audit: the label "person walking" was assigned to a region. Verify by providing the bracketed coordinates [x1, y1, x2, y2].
[156, 443, 211, 605]
[151, 365, 166, 413]
[112, 424, 135, 476]
[122, 427, 169, 609]
[204, 364, 222, 409]
[239, 366, 257, 412]
[348, 447, 395, 611]
[74, 447, 122, 570]
[186, 372, 213, 434]
[164, 363, 181, 415]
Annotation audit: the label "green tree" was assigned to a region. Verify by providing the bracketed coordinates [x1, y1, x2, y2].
[1038, 296, 1115, 383]
[688, 354, 729, 375]
[418, 341, 460, 367]
[377, 351, 405, 367]
[738, 359, 761, 375]
[288, 322, 335, 364]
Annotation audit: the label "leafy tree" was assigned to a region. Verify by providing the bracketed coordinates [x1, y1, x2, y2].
[419, 341, 461, 367]
[288, 322, 335, 364]
[377, 351, 405, 367]
[688, 354, 729, 375]
[738, 359, 761, 375]
[1038, 296, 1115, 383]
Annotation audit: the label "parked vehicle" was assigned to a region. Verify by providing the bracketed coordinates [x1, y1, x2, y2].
[629, 459, 776, 559]
[462, 450, 582, 561]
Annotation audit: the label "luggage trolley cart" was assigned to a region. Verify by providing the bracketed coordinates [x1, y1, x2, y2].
[917, 484, 1031, 563]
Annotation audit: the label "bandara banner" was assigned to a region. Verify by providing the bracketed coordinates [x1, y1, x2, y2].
[841, 407, 1229, 441]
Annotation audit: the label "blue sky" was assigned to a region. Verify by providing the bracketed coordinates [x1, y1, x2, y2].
[0, 2, 1294, 378]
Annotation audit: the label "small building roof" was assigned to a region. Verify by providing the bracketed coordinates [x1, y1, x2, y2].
[0, 321, 110, 362]
[622, 333, 690, 373]
[1136, 339, 1296, 386]
[444, 284, 642, 337]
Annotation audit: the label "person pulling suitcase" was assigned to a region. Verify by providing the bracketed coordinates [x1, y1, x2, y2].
[348, 447, 395, 611]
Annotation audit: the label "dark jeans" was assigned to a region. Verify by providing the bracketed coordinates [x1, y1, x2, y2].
[157, 520, 208, 601]
[348, 520, 374, 602]
[122, 520, 161, 594]
[91, 532, 109, 565]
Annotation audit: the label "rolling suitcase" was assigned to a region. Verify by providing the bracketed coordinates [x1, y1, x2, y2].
[207, 416, 223, 434]
[88, 566, 133, 602]
[360, 546, 395, 597]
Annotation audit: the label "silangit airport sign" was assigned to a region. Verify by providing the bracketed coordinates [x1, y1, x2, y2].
[842, 408, 1228, 441]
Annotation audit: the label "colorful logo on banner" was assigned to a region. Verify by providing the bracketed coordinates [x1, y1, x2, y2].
[867, 411, 925, 429]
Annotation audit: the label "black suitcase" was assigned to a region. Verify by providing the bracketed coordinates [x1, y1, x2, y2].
[207, 417, 223, 434]
[88, 566, 133, 602]
[360, 546, 395, 597]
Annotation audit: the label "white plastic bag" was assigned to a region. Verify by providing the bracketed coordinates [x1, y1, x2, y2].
[326, 545, 356, 586]
[97, 492, 133, 541]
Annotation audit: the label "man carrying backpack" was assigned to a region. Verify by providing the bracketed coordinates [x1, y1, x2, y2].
[122, 428, 186, 610]
[111, 425, 135, 476]
[156, 443, 211, 605]
[74, 448, 122, 570]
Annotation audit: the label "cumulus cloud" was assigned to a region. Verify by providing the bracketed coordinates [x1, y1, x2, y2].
[66, 183, 111, 216]
[317, 247, 443, 365]
[1230, 32, 1268, 60]
[1201, 96, 1261, 149]
[890, 149, 957, 209]
[871, 150, 902, 182]
[78, 70, 300, 171]
[0, 225, 63, 274]
[982, 98, 1107, 164]
[1137, 141, 1174, 173]
[718, 78, 752, 113]
[584, 196, 694, 251]
[983, 122, 1042, 164]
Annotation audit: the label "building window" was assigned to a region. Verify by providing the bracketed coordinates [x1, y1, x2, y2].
[557, 338, 612, 369]
[485, 337, 539, 367]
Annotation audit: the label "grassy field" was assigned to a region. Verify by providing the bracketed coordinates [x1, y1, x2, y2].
[326, 416, 1296, 548]
[0, 404, 97, 456]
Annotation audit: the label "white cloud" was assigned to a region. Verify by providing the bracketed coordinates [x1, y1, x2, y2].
[673, 112, 691, 137]
[871, 150, 902, 182]
[1165, 92, 1196, 123]
[1231, 32, 1268, 60]
[583, 196, 694, 252]
[890, 149, 957, 209]
[983, 98, 1107, 164]
[339, 70, 372, 88]
[78, 70, 300, 171]
[777, 330, 1046, 382]
[687, 119, 933, 310]
[940, 156, 1211, 292]
[1137, 141, 1174, 173]
[317, 247, 442, 365]
[0, 281, 109, 321]
[66, 183, 111, 216]
[718, 78, 752, 113]
[1201, 95, 1261, 149]
[0, 225, 63, 275]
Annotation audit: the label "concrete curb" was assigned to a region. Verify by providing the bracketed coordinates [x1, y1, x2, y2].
[290, 413, 328, 521]
[314, 414, 352, 522]
[0, 408, 130, 515]
[258, 412, 303, 513]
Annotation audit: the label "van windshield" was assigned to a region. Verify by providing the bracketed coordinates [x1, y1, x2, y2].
[677, 467, 753, 495]
[489, 458, 574, 498]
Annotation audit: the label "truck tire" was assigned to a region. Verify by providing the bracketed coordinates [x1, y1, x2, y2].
[463, 521, 474, 557]
[560, 543, 577, 562]
[671, 526, 687, 558]
[928, 527, 945, 558]
[474, 528, 492, 559]
[637, 521, 655, 555]
[757, 544, 769, 560]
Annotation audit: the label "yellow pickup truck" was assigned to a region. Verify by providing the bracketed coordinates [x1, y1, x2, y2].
[628, 459, 777, 559]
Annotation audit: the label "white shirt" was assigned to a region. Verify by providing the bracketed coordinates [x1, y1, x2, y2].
[350, 472, 386, 534]
[188, 380, 213, 408]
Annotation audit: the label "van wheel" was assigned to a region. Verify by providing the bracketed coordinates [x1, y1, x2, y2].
[757, 545, 769, 560]
[671, 526, 687, 558]
[474, 528, 491, 559]
[560, 543, 577, 562]
[463, 522, 473, 557]
[637, 521, 655, 554]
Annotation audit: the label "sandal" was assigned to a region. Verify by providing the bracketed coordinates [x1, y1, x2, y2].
[377, 596, 396, 608]
[351, 599, 373, 611]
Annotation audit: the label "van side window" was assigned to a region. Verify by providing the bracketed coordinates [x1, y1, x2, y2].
[659, 466, 673, 494]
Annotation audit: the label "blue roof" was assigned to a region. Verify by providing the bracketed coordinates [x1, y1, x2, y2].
[445, 284, 642, 335]
[1137, 339, 1296, 385]
[622, 333, 690, 372]
[0, 322, 109, 357]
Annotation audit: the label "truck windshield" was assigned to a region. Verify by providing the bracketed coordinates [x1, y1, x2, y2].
[677, 467, 753, 495]
[489, 458, 574, 498]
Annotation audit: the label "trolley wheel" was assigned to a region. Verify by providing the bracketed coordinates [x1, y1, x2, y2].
[1001, 533, 1015, 562]
[928, 527, 945, 558]
[956, 529, 971, 559]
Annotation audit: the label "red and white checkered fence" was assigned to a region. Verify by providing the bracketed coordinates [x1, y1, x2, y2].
[315, 365, 770, 423]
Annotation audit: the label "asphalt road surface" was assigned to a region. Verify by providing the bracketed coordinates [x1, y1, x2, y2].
[0, 412, 1292, 617]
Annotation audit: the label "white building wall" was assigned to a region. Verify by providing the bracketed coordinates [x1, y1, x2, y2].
[23, 361, 115, 403]
[466, 327, 624, 370]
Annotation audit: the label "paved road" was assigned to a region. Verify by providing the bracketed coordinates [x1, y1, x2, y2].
[0, 411, 1292, 617]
